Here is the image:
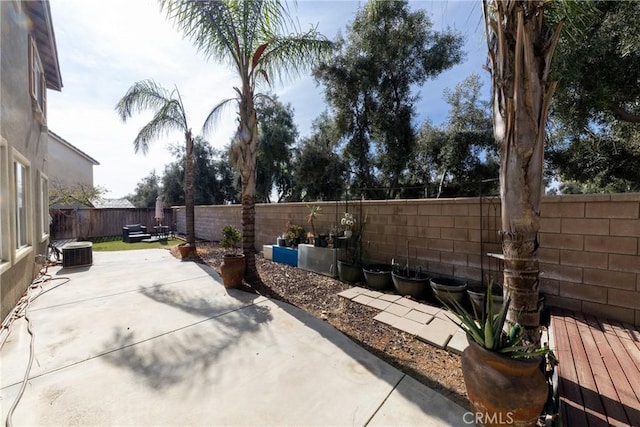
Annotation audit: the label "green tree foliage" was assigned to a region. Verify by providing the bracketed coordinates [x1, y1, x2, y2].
[293, 112, 347, 201]
[314, 0, 463, 198]
[126, 171, 161, 208]
[411, 74, 498, 198]
[161, 0, 332, 282]
[161, 137, 238, 206]
[49, 180, 107, 208]
[548, 1, 640, 192]
[256, 95, 298, 203]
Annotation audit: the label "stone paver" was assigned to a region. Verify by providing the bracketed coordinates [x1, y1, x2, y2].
[446, 331, 470, 355]
[352, 294, 376, 306]
[374, 311, 401, 327]
[363, 290, 384, 298]
[366, 298, 393, 311]
[393, 317, 425, 336]
[337, 287, 368, 300]
[416, 317, 459, 349]
[378, 294, 402, 303]
[384, 303, 412, 317]
[394, 297, 421, 309]
[405, 309, 433, 325]
[341, 286, 467, 357]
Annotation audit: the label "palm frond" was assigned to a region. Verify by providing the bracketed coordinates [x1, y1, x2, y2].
[115, 79, 172, 121]
[258, 31, 334, 86]
[202, 97, 239, 136]
[133, 102, 184, 154]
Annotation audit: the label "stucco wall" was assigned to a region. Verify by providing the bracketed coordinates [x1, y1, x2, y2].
[175, 194, 640, 325]
[1, 1, 51, 319]
[47, 133, 94, 188]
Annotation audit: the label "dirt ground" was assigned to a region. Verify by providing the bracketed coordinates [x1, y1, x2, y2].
[179, 242, 469, 409]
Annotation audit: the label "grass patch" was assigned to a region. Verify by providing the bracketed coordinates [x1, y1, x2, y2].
[90, 238, 180, 252]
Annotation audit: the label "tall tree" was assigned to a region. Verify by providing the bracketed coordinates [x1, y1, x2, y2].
[547, 1, 640, 192]
[126, 171, 161, 208]
[413, 74, 497, 198]
[161, 0, 332, 283]
[162, 137, 236, 206]
[483, 0, 565, 344]
[115, 80, 197, 252]
[255, 95, 298, 203]
[315, 0, 463, 198]
[293, 112, 347, 201]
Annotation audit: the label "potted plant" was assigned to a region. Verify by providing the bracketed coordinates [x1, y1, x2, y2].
[467, 280, 504, 317]
[390, 242, 429, 299]
[362, 263, 393, 291]
[285, 223, 305, 247]
[337, 212, 364, 283]
[220, 225, 245, 289]
[430, 276, 467, 306]
[439, 282, 555, 427]
[306, 204, 325, 246]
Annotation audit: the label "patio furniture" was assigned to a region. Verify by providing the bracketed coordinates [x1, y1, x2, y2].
[122, 224, 151, 243]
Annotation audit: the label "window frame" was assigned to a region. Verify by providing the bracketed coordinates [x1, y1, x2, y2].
[28, 36, 47, 125]
[0, 138, 9, 273]
[12, 150, 32, 263]
[39, 172, 49, 242]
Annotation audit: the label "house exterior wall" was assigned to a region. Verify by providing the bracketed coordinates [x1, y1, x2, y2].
[0, 1, 58, 320]
[47, 133, 95, 188]
[175, 194, 640, 325]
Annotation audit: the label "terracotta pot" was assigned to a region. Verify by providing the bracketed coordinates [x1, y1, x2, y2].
[337, 260, 364, 283]
[391, 271, 429, 299]
[363, 264, 393, 291]
[220, 254, 246, 288]
[178, 243, 196, 258]
[462, 338, 548, 427]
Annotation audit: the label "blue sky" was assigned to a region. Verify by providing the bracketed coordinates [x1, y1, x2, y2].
[47, 0, 489, 198]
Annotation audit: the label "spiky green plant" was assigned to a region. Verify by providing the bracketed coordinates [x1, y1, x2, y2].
[439, 281, 552, 359]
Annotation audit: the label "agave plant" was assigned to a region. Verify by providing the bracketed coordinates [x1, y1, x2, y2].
[439, 281, 553, 360]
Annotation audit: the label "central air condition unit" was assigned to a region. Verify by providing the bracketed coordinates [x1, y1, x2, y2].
[62, 242, 93, 268]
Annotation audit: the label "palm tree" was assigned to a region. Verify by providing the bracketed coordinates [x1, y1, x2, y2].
[160, 0, 333, 283]
[116, 80, 196, 254]
[482, 0, 567, 345]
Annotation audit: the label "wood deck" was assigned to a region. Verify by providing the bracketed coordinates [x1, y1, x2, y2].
[550, 308, 640, 426]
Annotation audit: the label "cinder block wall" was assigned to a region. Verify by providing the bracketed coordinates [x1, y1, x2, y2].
[174, 193, 640, 325]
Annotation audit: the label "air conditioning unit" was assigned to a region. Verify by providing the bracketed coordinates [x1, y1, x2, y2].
[62, 242, 93, 268]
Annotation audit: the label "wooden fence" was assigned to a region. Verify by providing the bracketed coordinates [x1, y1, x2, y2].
[50, 208, 175, 239]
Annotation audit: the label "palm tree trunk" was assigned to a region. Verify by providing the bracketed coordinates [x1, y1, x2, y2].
[486, 0, 562, 344]
[235, 84, 260, 284]
[185, 131, 195, 247]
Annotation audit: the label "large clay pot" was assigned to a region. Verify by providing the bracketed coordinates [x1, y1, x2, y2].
[220, 254, 246, 288]
[391, 271, 430, 299]
[178, 243, 196, 258]
[362, 264, 393, 291]
[462, 338, 548, 427]
[337, 260, 364, 283]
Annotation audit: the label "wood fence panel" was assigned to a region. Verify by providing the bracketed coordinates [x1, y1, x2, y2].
[50, 208, 174, 239]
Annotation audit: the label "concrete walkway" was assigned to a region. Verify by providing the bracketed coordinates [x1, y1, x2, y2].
[0, 249, 466, 426]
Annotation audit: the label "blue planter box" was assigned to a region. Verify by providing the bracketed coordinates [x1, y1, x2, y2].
[272, 246, 298, 267]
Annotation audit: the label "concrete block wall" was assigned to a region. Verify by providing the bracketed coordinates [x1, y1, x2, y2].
[175, 193, 640, 325]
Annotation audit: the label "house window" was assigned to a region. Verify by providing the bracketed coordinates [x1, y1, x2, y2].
[39, 173, 49, 240]
[29, 36, 47, 124]
[0, 138, 9, 270]
[14, 158, 32, 251]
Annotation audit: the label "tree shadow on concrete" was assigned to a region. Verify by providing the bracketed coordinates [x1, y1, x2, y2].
[100, 282, 272, 391]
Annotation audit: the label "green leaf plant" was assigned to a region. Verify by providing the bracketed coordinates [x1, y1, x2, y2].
[438, 281, 555, 360]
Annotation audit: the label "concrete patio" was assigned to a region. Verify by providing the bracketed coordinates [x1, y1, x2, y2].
[0, 249, 467, 426]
